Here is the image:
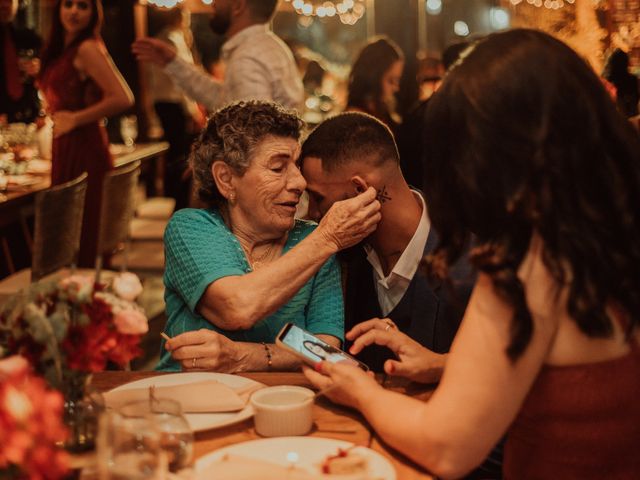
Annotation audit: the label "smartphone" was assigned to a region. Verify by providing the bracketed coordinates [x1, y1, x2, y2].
[275, 323, 369, 371]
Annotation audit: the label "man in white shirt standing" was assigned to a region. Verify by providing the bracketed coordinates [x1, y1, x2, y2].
[300, 112, 474, 374]
[132, 0, 303, 112]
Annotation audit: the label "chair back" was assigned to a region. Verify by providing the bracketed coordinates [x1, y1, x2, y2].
[96, 161, 141, 276]
[32, 172, 88, 281]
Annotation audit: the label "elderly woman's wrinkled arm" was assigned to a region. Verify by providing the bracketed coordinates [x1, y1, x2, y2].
[196, 188, 381, 330]
[165, 329, 340, 372]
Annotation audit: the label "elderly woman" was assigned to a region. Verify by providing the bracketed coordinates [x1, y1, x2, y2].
[158, 101, 380, 372]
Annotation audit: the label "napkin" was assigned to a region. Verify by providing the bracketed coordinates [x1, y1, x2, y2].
[104, 380, 263, 413]
[196, 454, 377, 480]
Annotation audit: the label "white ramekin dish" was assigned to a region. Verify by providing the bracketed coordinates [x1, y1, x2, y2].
[250, 385, 314, 437]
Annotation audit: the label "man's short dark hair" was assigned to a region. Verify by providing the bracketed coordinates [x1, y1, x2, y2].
[301, 112, 400, 172]
[247, 0, 279, 22]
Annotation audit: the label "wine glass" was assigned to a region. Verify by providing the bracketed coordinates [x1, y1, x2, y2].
[119, 398, 194, 478]
[120, 115, 138, 148]
[97, 409, 165, 480]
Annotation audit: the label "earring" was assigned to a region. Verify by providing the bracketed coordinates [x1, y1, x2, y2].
[229, 192, 236, 201]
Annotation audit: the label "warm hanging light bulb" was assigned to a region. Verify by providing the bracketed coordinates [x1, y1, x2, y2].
[510, 0, 568, 8]
[284, 0, 367, 25]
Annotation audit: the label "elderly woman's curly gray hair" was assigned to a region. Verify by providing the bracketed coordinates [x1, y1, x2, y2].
[190, 101, 305, 207]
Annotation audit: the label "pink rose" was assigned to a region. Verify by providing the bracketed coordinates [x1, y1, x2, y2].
[58, 274, 93, 301]
[114, 308, 148, 335]
[112, 272, 143, 301]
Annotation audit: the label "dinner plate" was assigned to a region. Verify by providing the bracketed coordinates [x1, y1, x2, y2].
[196, 436, 396, 479]
[106, 372, 261, 432]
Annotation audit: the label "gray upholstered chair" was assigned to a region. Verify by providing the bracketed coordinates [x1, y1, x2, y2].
[0, 172, 88, 303]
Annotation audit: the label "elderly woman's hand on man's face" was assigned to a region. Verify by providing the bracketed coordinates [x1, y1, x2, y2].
[164, 329, 245, 373]
[316, 187, 381, 251]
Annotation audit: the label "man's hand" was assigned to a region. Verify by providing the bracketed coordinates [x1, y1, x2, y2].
[348, 318, 447, 384]
[316, 187, 381, 252]
[165, 329, 247, 372]
[132, 37, 177, 67]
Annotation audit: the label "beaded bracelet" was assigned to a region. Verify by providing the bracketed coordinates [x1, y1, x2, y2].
[262, 342, 273, 370]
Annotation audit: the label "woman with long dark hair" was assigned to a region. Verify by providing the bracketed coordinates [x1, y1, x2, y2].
[346, 36, 404, 135]
[39, 0, 133, 266]
[305, 29, 640, 478]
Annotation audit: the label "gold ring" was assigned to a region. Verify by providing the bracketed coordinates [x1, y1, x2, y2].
[192, 357, 197, 368]
[385, 324, 391, 332]
[384, 319, 396, 330]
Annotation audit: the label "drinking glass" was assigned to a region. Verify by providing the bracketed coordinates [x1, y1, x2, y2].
[120, 115, 138, 147]
[119, 398, 195, 478]
[97, 409, 165, 480]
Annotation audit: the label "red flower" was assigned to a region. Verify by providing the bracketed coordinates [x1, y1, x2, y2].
[0, 356, 69, 479]
[60, 294, 147, 372]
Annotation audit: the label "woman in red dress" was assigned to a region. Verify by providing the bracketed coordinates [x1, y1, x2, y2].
[39, 0, 133, 267]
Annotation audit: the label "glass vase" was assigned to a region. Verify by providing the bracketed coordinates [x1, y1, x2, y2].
[62, 372, 105, 453]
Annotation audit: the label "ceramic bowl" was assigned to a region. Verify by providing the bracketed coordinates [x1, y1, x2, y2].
[250, 386, 314, 437]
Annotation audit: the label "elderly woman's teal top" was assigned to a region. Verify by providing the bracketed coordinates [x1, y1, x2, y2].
[157, 208, 344, 372]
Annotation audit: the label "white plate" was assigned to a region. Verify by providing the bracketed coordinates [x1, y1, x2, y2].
[107, 373, 261, 432]
[196, 436, 396, 479]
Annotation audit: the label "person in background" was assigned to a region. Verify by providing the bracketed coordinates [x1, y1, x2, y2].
[415, 54, 444, 102]
[346, 36, 404, 137]
[132, 0, 303, 112]
[397, 41, 469, 190]
[39, 0, 133, 267]
[149, 6, 202, 210]
[159, 101, 380, 372]
[305, 29, 640, 478]
[0, 0, 41, 123]
[603, 48, 639, 118]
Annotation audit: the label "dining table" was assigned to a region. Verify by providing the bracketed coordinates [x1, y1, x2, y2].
[0, 142, 168, 218]
[85, 370, 436, 480]
[0, 142, 168, 275]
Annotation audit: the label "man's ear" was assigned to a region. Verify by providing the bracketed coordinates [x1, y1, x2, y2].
[233, 0, 248, 17]
[212, 161, 236, 201]
[351, 175, 369, 194]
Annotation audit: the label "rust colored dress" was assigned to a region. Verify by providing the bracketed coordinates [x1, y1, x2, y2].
[504, 323, 640, 479]
[39, 40, 113, 268]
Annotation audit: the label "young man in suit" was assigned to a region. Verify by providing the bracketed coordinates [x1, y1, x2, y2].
[300, 112, 474, 375]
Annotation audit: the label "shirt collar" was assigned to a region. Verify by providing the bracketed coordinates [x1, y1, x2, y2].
[365, 190, 431, 283]
[221, 23, 269, 60]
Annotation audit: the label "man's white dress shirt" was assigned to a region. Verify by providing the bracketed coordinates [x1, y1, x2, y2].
[364, 191, 431, 316]
[164, 24, 303, 111]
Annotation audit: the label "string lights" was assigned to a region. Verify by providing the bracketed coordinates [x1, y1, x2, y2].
[509, 0, 574, 9]
[283, 0, 367, 25]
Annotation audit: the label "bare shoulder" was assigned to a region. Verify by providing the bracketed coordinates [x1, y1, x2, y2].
[74, 38, 111, 76]
[76, 38, 108, 60]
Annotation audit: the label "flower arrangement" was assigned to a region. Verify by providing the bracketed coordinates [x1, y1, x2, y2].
[0, 355, 69, 479]
[0, 273, 149, 453]
[0, 273, 149, 392]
